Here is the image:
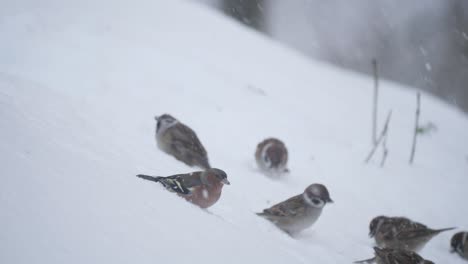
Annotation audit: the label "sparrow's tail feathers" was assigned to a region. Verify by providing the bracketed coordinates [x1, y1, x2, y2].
[353, 257, 376, 264]
[434, 227, 456, 234]
[398, 227, 456, 240]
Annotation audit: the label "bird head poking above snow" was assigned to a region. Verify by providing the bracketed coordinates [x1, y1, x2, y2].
[450, 232, 468, 256]
[302, 183, 333, 208]
[155, 114, 178, 133]
[369, 216, 387, 238]
[254, 138, 289, 176]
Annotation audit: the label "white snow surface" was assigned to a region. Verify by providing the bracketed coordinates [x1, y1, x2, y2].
[1, 1, 467, 263]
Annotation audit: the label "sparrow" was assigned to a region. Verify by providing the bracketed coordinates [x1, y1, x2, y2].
[256, 183, 333, 235]
[354, 247, 434, 264]
[451, 231, 468, 260]
[255, 138, 289, 175]
[136, 168, 230, 208]
[154, 114, 210, 169]
[369, 215, 455, 252]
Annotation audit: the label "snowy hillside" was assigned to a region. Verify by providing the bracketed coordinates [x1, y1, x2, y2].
[1, 0, 467, 263]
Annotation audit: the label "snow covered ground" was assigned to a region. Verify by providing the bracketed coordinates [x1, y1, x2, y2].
[1, 0, 467, 263]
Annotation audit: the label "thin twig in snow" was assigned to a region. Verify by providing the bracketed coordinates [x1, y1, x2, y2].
[365, 110, 392, 163]
[380, 129, 389, 167]
[409, 92, 421, 164]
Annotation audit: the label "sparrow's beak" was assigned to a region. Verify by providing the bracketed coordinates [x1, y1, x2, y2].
[369, 231, 375, 238]
[154, 116, 159, 121]
[221, 178, 230, 185]
[327, 197, 334, 203]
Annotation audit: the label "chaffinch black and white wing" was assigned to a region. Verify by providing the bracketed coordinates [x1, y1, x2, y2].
[136, 168, 229, 209]
[136, 172, 202, 195]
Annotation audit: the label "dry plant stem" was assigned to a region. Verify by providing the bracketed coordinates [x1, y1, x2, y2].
[380, 131, 389, 167]
[365, 110, 392, 163]
[409, 92, 421, 164]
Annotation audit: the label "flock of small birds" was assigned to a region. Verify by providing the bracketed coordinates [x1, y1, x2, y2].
[136, 114, 468, 263]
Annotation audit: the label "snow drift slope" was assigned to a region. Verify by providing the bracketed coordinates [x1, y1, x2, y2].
[1, 0, 467, 263]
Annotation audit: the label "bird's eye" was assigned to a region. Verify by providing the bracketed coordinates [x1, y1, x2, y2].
[311, 198, 324, 207]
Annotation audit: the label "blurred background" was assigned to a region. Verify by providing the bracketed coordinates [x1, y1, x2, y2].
[198, 0, 468, 113]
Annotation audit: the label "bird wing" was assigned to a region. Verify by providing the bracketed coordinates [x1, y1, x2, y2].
[390, 250, 424, 264]
[374, 248, 417, 264]
[399, 218, 427, 230]
[395, 226, 454, 241]
[380, 217, 426, 240]
[171, 124, 207, 156]
[160, 173, 203, 195]
[262, 195, 305, 218]
[168, 123, 210, 168]
[391, 218, 432, 240]
[177, 172, 203, 189]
